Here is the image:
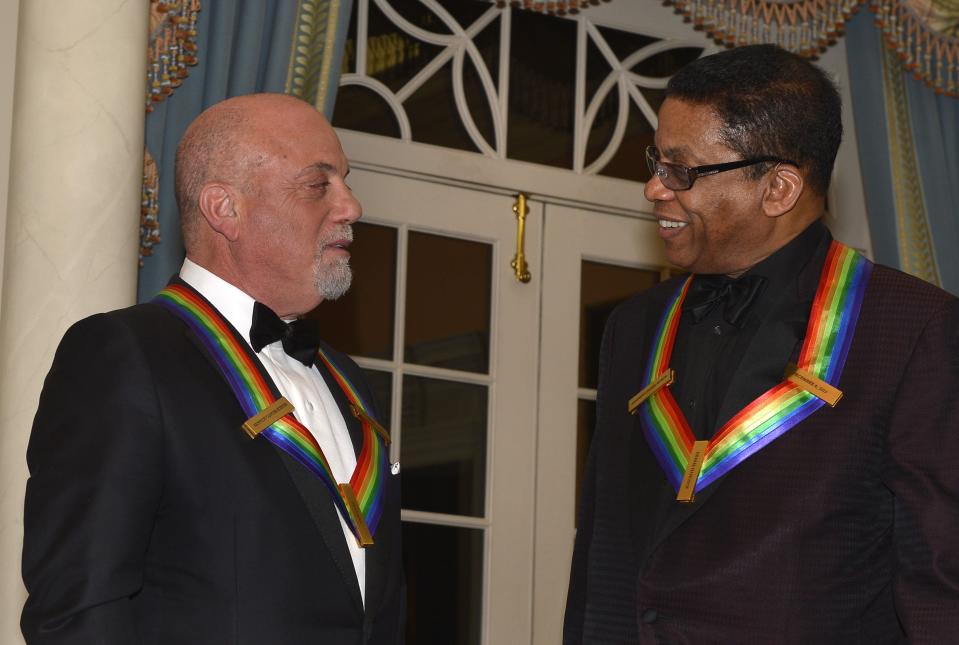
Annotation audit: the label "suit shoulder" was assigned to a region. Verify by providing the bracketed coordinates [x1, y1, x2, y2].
[52, 303, 194, 378]
[59, 302, 183, 348]
[866, 264, 956, 318]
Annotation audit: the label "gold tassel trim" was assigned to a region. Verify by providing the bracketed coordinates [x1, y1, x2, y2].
[494, 0, 612, 17]
[146, 0, 202, 111]
[662, 0, 865, 59]
[140, 149, 161, 268]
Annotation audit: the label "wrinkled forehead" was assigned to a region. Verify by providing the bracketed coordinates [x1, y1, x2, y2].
[246, 113, 348, 171]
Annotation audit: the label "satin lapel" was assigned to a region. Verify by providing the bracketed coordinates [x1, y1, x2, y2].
[313, 350, 391, 617]
[642, 292, 803, 557]
[165, 279, 364, 612]
[274, 445, 365, 613]
[625, 282, 695, 567]
[642, 233, 832, 557]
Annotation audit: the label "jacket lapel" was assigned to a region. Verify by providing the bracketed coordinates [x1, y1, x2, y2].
[163, 279, 365, 612]
[637, 233, 831, 561]
[314, 350, 393, 617]
[273, 446, 365, 612]
[640, 289, 804, 559]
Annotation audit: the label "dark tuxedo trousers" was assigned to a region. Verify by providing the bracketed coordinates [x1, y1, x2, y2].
[22, 300, 405, 644]
[564, 245, 959, 643]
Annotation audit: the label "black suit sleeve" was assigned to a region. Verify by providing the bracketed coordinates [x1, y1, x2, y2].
[22, 314, 163, 644]
[883, 298, 959, 641]
[563, 306, 620, 644]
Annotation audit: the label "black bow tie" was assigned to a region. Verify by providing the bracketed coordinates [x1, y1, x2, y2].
[249, 302, 321, 367]
[683, 274, 767, 328]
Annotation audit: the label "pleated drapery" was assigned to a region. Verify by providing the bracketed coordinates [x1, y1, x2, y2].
[847, 9, 959, 294]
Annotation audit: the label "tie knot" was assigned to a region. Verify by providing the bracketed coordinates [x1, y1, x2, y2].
[684, 274, 767, 328]
[249, 301, 321, 367]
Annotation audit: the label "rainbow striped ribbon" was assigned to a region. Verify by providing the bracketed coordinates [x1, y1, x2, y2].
[638, 241, 872, 494]
[154, 283, 389, 544]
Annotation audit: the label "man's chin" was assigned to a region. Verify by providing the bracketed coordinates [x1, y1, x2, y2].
[314, 265, 352, 301]
[663, 246, 696, 274]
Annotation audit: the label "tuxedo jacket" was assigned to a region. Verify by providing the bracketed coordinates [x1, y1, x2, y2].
[564, 233, 959, 644]
[22, 293, 405, 644]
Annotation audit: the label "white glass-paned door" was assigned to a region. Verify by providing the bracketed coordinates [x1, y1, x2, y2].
[319, 167, 542, 644]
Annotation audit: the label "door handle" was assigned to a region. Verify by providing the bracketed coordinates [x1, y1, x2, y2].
[511, 193, 532, 283]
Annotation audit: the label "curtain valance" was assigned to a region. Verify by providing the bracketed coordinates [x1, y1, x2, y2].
[664, 1, 957, 97]
[494, 0, 611, 16]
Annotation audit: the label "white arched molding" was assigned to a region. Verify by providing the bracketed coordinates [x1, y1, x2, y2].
[364, 0, 506, 156]
[347, 2, 707, 179]
[0, 2, 148, 641]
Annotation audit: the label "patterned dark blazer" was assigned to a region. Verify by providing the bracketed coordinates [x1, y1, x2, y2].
[565, 231, 959, 644]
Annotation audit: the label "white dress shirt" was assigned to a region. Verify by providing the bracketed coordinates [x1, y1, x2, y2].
[180, 259, 366, 603]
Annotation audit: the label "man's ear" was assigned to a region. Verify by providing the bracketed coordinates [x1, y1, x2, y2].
[762, 165, 803, 218]
[197, 183, 240, 241]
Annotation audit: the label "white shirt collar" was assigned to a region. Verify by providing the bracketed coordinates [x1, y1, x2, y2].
[179, 258, 256, 348]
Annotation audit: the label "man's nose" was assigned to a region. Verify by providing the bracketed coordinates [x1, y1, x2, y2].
[644, 172, 675, 203]
[335, 184, 362, 224]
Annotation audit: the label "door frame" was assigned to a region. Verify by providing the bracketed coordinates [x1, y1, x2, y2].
[345, 168, 544, 643]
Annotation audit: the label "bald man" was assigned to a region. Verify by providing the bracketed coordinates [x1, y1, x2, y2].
[22, 94, 405, 645]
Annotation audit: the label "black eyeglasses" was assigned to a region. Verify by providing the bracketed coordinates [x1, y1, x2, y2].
[645, 146, 796, 191]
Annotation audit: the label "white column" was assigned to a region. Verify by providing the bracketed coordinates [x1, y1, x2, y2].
[0, 0, 22, 318]
[0, 2, 149, 641]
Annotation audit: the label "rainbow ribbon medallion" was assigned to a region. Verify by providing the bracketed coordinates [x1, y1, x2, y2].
[638, 242, 872, 497]
[154, 283, 389, 546]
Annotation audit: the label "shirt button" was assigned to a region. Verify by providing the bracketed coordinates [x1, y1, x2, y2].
[306, 401, 315, 411]
[712, 325, 722, 336]
[642, 609, 658, 623]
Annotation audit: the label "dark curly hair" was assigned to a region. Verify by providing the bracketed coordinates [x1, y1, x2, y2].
[665, 44, 842, 196]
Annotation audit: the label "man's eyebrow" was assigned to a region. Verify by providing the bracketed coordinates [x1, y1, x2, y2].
[295, 162, 338, 178]
[660, 145, 692, 162]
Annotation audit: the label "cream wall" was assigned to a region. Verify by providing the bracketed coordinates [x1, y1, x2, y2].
[0, 1, 148, 641]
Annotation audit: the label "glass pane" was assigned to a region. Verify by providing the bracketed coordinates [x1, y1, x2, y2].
[406, 59, 482, 153]
[583, 34, 618, 171]
[596, 25, 658, 62]
[583, 30, 704, 183]
[336, 0, 496, 148]
[634, 48, 704, 130]
[314, 222, 397, 360]
[361, 368, 393, 432]
[405, 232, 491, 373]
[632, 46, 703, 77]
[401, 375, 487, 517]
[462, 25, 498, 150]
[589, 96, 656, 183]
[575, 398, 596, 526]
[403, 522, 483, 645]
[579, 261, 661, 389]
[366, 0, 446, 92]
[506, 9, 576, 168]
[332, 85, 401, 138]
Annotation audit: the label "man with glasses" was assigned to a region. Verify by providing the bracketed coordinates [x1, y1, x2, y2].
[565, 45, 958, 643]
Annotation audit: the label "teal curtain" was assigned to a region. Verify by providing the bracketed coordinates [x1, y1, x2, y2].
[137, 0, 354, 302]
[846, 9, 959, 296]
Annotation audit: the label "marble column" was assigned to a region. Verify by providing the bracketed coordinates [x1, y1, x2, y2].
[0, 2, 149, 640]
[0, 0, 20, 312]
